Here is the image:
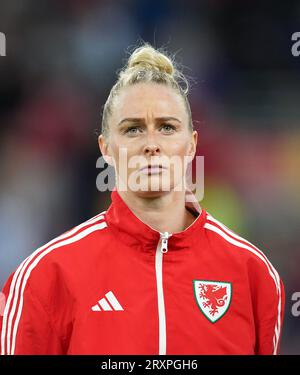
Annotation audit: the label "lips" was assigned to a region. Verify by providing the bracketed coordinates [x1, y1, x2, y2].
[139, 164, 166, 174]
[140, 164, 165, 171]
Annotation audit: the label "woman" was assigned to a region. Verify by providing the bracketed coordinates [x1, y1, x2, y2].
[0, 43, 285, 355]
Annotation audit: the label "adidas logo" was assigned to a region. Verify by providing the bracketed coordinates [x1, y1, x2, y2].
[91, 291, 124, 312]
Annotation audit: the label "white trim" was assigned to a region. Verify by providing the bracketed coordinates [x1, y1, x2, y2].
[1, 215, 106, 355]
[206, 214, 282, 354]
[207, 214, 282, 354]
[207, 214, 281, 288]
[204, 220, 282, 355]
[155, 241, 167, 355]
[86, 211, 106, 223]
[11, 222, 107, 355]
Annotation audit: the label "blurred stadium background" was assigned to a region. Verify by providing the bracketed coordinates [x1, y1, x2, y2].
[0, 0, 299, 354]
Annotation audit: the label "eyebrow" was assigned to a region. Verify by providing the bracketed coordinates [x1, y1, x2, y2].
[118, 117, 182, 126]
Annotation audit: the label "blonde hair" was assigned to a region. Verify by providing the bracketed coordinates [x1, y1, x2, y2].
[101, 42, 193, 141]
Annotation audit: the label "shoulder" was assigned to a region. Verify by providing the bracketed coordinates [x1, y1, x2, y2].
[203, 211, 281, 288]
[11, 211, 109, 289]
[1, 211, 109, 326]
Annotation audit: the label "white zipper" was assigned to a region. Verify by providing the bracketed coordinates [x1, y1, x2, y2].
[155, 231, 171, 355]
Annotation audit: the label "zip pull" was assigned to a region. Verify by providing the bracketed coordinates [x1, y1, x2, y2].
[160, 232, 171, 253]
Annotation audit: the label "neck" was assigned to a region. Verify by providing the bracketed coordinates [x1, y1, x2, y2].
[117, 189, 197, 234]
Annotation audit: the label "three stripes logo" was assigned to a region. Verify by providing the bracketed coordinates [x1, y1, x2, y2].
[91, 291, 124, 312]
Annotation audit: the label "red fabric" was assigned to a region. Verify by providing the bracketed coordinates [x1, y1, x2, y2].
[0, 189, 285, 354]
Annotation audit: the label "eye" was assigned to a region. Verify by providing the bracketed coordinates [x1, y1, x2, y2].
[124, 126, 142, 135]
[160, 124, 176, 133]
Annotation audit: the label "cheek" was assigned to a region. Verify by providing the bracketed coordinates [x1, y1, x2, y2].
[165, 138, 190, 156]
[109, 139, 138, 170]
[166, 139, 192, 177]
[109, 133, 130, 156]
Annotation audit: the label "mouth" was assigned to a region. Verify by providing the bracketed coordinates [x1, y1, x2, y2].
[139, 164, 167, 175]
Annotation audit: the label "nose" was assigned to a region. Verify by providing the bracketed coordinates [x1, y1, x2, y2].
[143, 143, 161, 156]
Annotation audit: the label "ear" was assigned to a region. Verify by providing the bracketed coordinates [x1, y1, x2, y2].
[98, 134, 114, 166]
[188, 130, 198, 159]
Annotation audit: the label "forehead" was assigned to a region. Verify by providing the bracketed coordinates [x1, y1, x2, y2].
[113, 82, 187, 119]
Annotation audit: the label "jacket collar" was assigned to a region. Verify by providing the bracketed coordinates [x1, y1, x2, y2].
[105, 186, 207, 252]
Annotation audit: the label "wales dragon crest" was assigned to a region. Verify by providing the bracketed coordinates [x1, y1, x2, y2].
[193, 280, 232, 322]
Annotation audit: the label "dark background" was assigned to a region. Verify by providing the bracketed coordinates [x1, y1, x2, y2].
[0, 0, 299, 354]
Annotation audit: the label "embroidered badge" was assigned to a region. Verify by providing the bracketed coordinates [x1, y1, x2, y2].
[193, 280, 232, 323]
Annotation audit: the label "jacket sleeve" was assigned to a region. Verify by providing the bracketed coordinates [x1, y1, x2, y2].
[0, 270, 64, 355]
[249, 256, 285, 355]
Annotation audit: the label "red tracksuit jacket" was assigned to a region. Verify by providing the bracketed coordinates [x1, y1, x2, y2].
[0, 187, 285, 355]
